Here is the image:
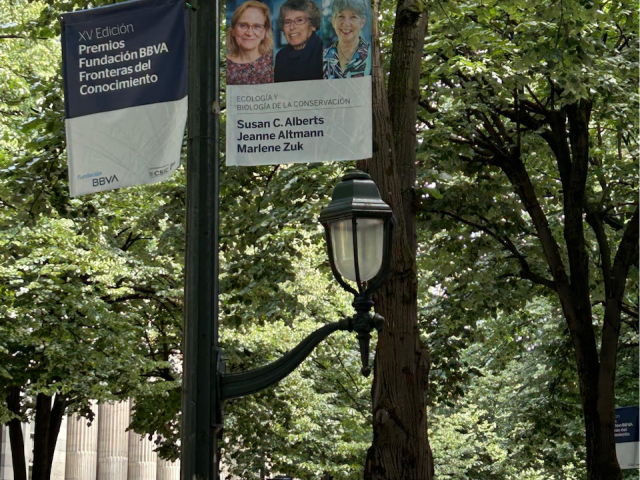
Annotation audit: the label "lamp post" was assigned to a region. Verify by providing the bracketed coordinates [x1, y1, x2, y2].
[181, 0, 220, 476]
[182, 169, 395, 479]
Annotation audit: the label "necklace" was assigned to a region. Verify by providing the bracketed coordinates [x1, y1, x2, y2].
[337, 42, 358, 68]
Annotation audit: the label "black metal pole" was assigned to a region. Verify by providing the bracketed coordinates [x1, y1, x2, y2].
[182, 0, 221, 476]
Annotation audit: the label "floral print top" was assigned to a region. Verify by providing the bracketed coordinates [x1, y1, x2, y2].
[227, 54, 274, 85]
[323, 37, 371, 79]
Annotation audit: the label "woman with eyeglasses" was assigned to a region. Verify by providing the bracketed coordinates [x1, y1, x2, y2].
[323, 0, 370, 79]
[227, 0, 274, 85]
[274, 0, 323, 82]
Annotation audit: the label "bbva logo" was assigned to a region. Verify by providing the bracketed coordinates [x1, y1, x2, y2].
[92, 175, 119, 187]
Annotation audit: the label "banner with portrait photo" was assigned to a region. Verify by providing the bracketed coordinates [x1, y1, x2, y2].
[225, 0, 372, 166]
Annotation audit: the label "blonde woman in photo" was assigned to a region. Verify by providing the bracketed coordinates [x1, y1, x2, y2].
[227, 0, 274, 85]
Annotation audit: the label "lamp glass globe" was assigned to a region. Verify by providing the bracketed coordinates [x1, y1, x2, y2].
[330, 218, 384, 282]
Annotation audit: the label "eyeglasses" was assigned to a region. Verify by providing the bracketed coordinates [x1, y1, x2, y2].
[283, 16, 309, 27]
[236, 23, 266, 34]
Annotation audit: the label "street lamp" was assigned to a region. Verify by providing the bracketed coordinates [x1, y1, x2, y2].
[184, 167, 394, 480]
[319, 170, 395, 375]
[219, 170, 395, 402]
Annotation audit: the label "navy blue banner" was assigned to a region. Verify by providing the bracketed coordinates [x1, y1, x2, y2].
[615, 406, 639, 444]
[62, 0, 188, 119]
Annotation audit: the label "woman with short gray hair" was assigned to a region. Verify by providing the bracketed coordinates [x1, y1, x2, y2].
[276, 0, 322, 31]
[323, 0, 371, 78]
[330, 0, 366, 18]
[274, 0, 324, 82]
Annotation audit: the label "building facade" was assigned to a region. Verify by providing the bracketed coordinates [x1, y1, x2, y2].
[0, 401, 179, 480]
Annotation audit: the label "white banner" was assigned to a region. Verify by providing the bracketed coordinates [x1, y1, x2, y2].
[616, 442, 639, 469]
[226, 77, 371, 166]
[66, 98, 187, 196]
[61, 0, 188, 197]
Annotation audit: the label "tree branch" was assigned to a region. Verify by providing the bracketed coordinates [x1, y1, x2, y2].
[585, 205, 612, 290]
[418, 99, 438, 114]
[599, 207, 639, 381]
[430, 209, 556, 291]
[621, 303, 639, 320]
[499, 155, 570, 293]
[0, 34, 50, 40]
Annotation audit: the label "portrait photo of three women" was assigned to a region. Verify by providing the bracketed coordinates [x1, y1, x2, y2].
[226, 0, 372, 85]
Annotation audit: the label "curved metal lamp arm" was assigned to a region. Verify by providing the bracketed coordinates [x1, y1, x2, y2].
[220, 318, 352, 401]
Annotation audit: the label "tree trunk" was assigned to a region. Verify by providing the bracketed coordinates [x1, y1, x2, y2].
[574, 324, 620, 480]
[582, 395, 620, 480]
[504, 159, 626, 480]
[559, 101, 630, 480]
[31, 393, 67, 480]
[500, 100, 636, 480]
[362, 0, 432, 478]
[364, 275, 432, 480]
[7, 386, 27, 480]
[32, 394, 52, 480]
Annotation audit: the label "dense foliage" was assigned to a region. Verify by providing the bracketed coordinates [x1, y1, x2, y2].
[416, 0, 638, 478]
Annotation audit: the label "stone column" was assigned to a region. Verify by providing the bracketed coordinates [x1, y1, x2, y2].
[96, 402, 129, 480]
[156, 458, 180, 480]
[50, 415, 67, 480]
[127, 429, 157, 480]
[23, 422, 32, 474]
[0, 424, 14, 480]
[65, 412, 99, 480]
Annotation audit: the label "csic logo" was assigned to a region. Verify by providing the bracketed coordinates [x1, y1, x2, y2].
[92, 175, 119, 187]
[149, 162, 175, 178]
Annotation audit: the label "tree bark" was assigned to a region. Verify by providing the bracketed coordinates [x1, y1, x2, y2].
[32, 394, 52, 480]
[362, 0, 433, 478]
[31, 393, 68, 480]
[7, 386, 27, 480]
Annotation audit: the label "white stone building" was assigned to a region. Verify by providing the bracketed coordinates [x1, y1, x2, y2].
[0, 401, 179, 480]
